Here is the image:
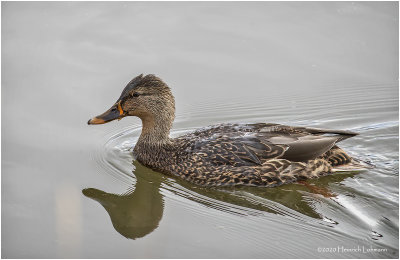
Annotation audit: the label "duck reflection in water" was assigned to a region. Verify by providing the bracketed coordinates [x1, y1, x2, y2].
[82, 161, 165, 240]
[83, 161, 359, 240]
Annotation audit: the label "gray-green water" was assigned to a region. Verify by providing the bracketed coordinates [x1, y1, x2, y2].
[2, 2, 399, 258]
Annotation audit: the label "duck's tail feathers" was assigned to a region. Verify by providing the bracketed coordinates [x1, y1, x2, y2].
[304, 127, 359, 142]
[332, 158, 374, 173]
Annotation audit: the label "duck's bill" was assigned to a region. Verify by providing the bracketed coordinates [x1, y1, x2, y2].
[88, 102, 125, 125]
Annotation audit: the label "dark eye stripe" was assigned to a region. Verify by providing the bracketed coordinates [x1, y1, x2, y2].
[120, 92, 150, 104]
[131, 92, 152, 97]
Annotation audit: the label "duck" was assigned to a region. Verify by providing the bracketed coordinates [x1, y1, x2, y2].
[88, 74, 365, 187]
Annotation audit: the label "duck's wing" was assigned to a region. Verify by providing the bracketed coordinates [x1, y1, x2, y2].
[190, 135, 288, 167]
[255, 124, 358, 162]
[182, 123, 358, 167]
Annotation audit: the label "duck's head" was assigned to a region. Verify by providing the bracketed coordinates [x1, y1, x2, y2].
[88, 74, 175, 127]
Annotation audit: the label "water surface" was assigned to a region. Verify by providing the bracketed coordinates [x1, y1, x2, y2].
[2, 2, 398, 258]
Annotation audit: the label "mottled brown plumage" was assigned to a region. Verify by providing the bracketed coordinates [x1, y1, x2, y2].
[88, 74, 365, 187]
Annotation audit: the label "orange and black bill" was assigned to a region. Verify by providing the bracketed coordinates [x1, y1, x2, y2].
[88, 101, 125, 125]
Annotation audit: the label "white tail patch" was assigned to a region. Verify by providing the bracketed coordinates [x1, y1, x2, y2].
[332, 159, 373, 172]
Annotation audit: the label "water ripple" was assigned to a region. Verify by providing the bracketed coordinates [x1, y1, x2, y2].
[90, 81, 398, 257]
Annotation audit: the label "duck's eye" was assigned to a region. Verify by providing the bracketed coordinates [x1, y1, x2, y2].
[132, 92, 140, 97]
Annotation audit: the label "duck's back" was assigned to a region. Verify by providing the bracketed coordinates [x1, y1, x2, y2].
[175, 123, 357, 164]
[158, 123, 361, 187]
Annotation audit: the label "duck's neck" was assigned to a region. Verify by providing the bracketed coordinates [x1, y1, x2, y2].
[134, 112, 174, 157]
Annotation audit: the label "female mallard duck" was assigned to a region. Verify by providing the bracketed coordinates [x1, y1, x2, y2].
[88, 74, 364, 187]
